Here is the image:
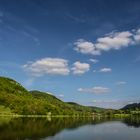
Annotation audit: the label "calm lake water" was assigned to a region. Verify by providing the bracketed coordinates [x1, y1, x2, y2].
[0, 116, 140, 140]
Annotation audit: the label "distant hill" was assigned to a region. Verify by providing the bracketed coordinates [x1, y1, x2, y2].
[122, 103, 140, 110]
[0, 76, 104, 115]
[67, 102, 105, 113]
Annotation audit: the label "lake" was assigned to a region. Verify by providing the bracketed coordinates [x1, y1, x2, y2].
[0, 116, 140, 140]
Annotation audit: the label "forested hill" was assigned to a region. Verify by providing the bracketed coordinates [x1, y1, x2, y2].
[122, 103, 140, 110]
[0, 76, 104, 115]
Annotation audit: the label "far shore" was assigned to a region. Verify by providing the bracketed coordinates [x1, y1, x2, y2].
[0, 113, 137, 118]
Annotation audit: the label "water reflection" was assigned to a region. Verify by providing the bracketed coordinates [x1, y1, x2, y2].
[0, 116, 140, 140]
[122, 116, 140, 128]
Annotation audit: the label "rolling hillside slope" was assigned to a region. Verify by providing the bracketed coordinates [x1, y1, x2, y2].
[0, 76, 104, 115]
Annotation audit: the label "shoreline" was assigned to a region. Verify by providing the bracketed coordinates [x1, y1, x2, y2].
[0, 113, 137, 118]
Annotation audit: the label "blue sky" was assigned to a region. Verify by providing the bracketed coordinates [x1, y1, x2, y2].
[0, 0, 140, 108]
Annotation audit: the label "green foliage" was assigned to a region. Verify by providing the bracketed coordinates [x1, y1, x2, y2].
[0, 76, 104, 115]
[67, 102, 104, 114]
[0, 77, 28, 95]
[0, 105, 12, 115]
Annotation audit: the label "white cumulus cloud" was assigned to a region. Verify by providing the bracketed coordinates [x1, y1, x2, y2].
[58, 94, 64, 98]
[78, 86, 110, 94]
[134, 29, 140, 43]
[23, 58, 70, 77]
[71, 61, 90, 75]
[74, 28, 140, 55]
[99, 68, 112, 72]
[96, 31, 133, 51]
[89, 59, 99, 63]
[74, 39, 101, 55]
[116, 81, 127, 85]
